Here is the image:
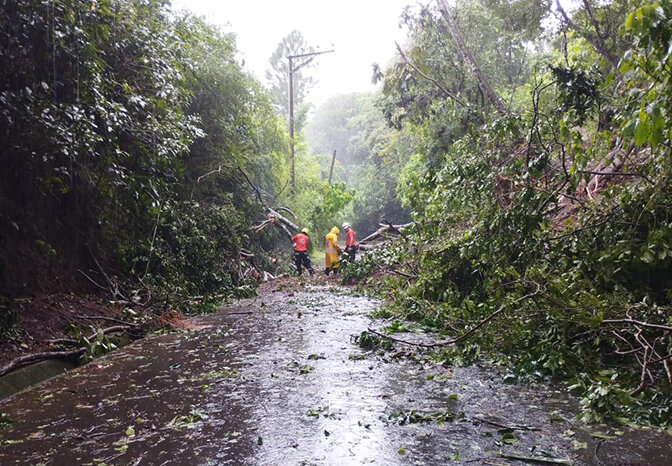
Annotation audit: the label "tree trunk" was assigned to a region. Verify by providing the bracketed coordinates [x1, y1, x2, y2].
[436, 0, 509, 117]
[555, 0, 619, 69]
[328, 150, 336, 185]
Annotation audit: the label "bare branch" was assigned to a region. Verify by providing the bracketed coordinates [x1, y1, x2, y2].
[394, 42, 469, 109]
[555, 0, 618, 69]
[602, 319, 672, 332]
[384, 220, 411, 242]
[269, 208, 299, 232]
[196, 165, 222, 184]
[239, 167, 298, 236]
[78, 269, 108, 292]
[238, 167, 265, 205]
[274, 206, 298, 219]
[359, 222, 415, 245]
[276, 222, 294, 240]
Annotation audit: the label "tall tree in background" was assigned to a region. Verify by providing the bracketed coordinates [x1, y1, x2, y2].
[436, 0, 509, 116]
[554, 0, 629, 69]
[305, 93, 362, 174]
[266, 30, 316, 127]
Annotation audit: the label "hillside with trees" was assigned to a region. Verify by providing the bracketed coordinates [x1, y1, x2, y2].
[336, 0, 672, 427]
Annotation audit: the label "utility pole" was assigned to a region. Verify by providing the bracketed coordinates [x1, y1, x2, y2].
[328, 150, 336, 185]
[287, 49, 334, 193]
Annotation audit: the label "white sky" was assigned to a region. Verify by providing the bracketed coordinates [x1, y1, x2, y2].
[170, 0, 413, 106]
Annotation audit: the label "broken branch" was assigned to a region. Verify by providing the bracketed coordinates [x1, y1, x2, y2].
[602, 319, 672, 332]
[0, 349, 85, 377]
[367, 288, 541, 348]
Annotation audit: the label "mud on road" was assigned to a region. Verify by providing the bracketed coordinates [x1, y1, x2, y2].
[1, 282, 671, 465]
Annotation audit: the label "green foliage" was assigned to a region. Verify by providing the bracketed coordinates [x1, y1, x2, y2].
[308, 181, 355, 233]
[306, 92, 413, 238]
[385, 408, 455, 425]
[620, 2, 672, 149]
[340, 243, 406, 285]
[291, 143, 357, 237]
[0, 0, 287, 303]
[0, 0, 198, 294]
[67, 325, 118, 363]
[433, 343, 483, 368]
[349, 0, 672, 427]
[356, 331, 393, 351]
[133, 199, 248, 299]
[549, 65, 601, 125]
[569, 373, 632, 423]
[167, 409, 207, 429]
[0, 413, 12, 430]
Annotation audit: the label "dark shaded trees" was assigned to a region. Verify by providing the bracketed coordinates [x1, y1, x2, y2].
[0, 0, 285, 301]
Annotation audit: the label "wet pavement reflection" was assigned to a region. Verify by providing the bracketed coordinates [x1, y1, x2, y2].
[1, 284, 671, 465]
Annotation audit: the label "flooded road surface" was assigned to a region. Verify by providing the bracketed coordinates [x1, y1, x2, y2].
[1, 283, 671, 465]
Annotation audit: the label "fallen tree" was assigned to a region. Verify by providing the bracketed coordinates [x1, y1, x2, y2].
[357, 222, 415, 251]
[0, 324, 135, 377]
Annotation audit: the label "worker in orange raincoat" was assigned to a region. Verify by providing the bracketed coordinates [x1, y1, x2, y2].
[324, 226, 341, 275]
[291, 228, 315, 276]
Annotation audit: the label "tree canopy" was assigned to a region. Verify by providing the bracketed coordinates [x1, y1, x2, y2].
[334, 0, 672, 427]
[266, 29, 317, 129]
[0, 0, 286, 304]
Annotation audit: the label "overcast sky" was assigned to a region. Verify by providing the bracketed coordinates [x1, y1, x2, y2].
[170, 0, 413, 106]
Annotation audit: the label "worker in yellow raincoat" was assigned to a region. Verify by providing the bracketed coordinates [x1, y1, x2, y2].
[324, 226, 341, 275]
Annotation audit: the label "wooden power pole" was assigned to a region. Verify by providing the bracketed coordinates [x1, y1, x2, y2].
[287, 49, 334, 193]
[328, 150, 336, 185]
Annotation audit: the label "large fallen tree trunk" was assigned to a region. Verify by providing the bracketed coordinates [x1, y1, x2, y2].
[0, 349, 85, 377]
[0, 324, 136, 377]
[239, 167, 299, 240]
[358, 222, 415, 250]
[251, 210, 297, 240]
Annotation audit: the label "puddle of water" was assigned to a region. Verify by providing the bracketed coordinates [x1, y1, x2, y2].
[0, 359, 78, 400]
[0, 286, 670, 465]
[0, 334, 137, 401]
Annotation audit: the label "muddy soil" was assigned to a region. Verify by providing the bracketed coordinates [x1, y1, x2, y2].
[0, 294, 127, 367]
[1, 282, 670, 465]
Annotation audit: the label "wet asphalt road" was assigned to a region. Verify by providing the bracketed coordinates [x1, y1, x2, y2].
[1, 282, 671, 465]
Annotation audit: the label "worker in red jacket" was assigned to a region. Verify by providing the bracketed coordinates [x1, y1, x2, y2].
[291, 228, 315, 276]
[342, 222, 356, 262]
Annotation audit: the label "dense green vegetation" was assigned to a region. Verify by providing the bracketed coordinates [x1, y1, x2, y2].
[306, 93, 413, 234]
[335, 0, 672, 427]
[0, 0, 348, 308]
[1, 0, 671, 428]
[0, 0, 286, 305]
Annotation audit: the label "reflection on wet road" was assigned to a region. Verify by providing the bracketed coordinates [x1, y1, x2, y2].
[1, 284, 671, 465]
